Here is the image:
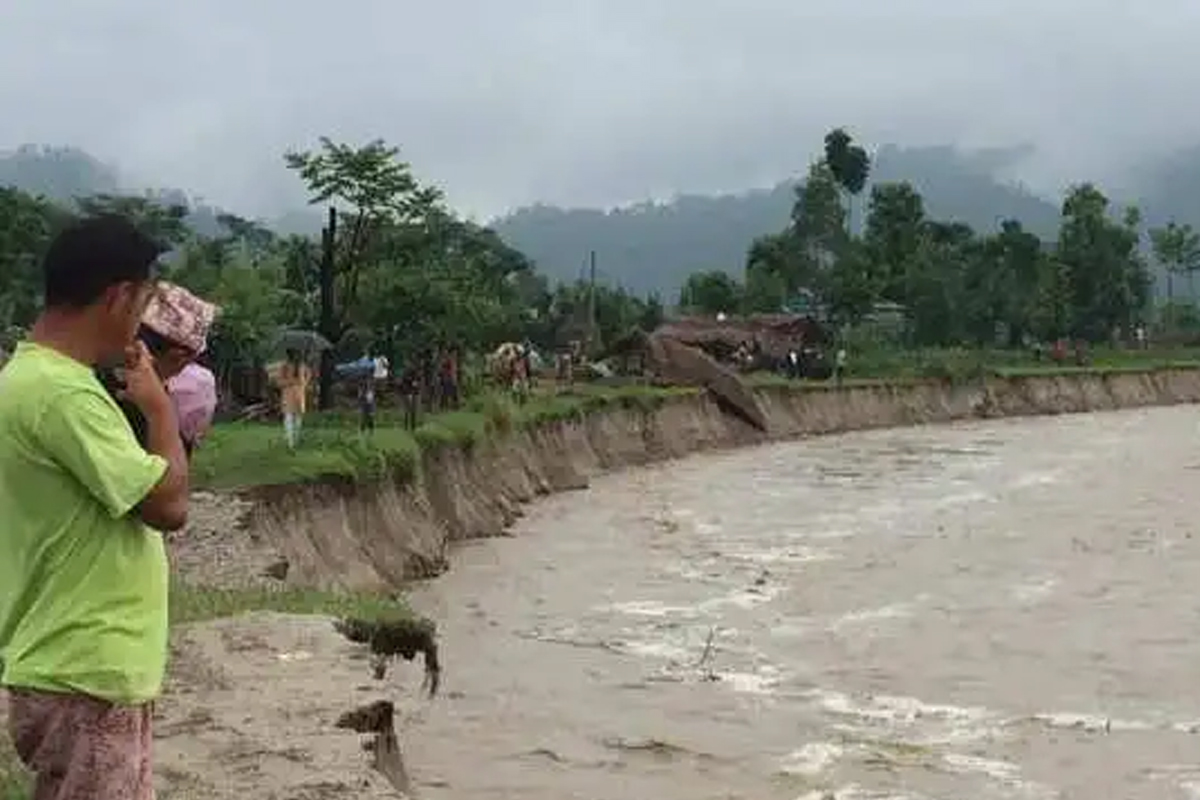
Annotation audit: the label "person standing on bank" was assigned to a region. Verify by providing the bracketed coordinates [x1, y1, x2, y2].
[276, 348, 312, 449]
[0, 214, 190, 800]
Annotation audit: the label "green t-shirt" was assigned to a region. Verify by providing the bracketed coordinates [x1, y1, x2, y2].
[0, 342, 170, 704]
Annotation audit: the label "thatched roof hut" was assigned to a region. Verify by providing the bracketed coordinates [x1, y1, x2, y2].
[654, 314, 829, 361]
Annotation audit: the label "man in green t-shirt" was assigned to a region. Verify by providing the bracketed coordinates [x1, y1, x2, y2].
[0, 214, 190, 800]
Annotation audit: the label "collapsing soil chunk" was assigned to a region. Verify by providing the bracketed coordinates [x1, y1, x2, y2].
[335, 700, 410, 794]
[334, 616, 441, 696]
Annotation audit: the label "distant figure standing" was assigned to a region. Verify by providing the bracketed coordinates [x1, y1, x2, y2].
[358, 374, 377, 433]
[419, 347, 436, 411]
[359, 352, 388, 433]
[834, 348, 847, 386]
[399, 362, 419, 430]
[276, 349, 311, 449]
[440, 347, 460, 410]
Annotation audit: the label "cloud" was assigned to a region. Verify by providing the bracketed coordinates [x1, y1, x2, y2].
[3, 0, 1200, 217]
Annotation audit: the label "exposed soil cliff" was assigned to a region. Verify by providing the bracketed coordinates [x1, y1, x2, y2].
[176, 369, 1200, 593]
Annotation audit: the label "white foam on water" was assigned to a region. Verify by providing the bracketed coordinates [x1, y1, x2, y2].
[779, 741, 846, 776]
[809, 527, 856, 540]
[725, 545, 839, 565]
[867, 693, 994, 725]
[828, 603, 914, 632]
[1010, 576, 1058, 604]
[941, 752, 1020, 780]
[794, 785, 928, 800]
[941, 753, 1059, 800]
[1026, 711, 1152, 733]
[719, 664, 784, 695]
[619, 639, 695, 661]
[698, 584, 787, 612]
[602, 600, 698, 618]
[809, 688, 1001, 748]
[1010, 469, 1063, 488]
[931, 490, 994, 509]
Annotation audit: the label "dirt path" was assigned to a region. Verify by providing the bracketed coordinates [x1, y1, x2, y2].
[155, 613, 430, 799]
[169, 492, 282, 589]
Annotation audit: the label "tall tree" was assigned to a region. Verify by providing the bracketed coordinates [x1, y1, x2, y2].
[1055, 184, 1150, 341]
[285, 138, 444, 405]
[822, 127, 871, 230]
[678, 269, 743, 315]
[790, 160, 848, 293]
[863, 182, 926, 303]
[1149, 220, 1200, 312]
[284, 137, 444, 328]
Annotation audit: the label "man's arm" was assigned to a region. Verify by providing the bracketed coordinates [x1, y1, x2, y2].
[138, 392, 190, 530]
[37, 388, 189, 531]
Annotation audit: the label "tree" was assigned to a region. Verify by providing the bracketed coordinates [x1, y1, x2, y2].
[284, 138, 445, 328]
[823, 127, 871, 230]
[0, 187, 68, 336]
[1149, 221, 1200, 319]
[678, 269, 743, 315]
[75, 193, 189, 245]
[284, 138, 446, 406]
[790, 160, 848, 296]
[863, 182, 926, 303]
[1056, 184, 1151, 340]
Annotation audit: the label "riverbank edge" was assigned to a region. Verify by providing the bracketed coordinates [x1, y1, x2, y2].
[230, 368, 1200, 590]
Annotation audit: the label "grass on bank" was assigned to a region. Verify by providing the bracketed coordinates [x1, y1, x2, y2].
[834, 345, 1200, 384]
[192, 383, 694, 490]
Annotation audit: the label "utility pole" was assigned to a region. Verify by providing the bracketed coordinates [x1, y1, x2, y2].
[318, 206, 337, 410]
[587, 249, 597, 355]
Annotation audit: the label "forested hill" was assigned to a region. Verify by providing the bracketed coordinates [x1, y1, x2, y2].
[0, 145, 236, 239]
[2, 142, 1199, 298]
[491, 145, 1068, 296]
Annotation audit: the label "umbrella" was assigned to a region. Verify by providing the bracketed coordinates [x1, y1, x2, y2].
[335, 357, 376, 379]
[271, 328, 332, 358]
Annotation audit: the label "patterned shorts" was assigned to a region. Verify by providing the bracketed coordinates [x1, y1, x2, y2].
[6, 688, 154, 800]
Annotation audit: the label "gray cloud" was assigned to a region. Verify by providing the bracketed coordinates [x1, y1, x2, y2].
[3, 0, 1200, 218]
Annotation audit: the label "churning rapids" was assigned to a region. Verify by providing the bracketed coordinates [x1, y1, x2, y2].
[403, 405, 1200, 800]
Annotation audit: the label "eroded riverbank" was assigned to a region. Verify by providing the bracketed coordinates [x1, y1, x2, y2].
[399, 405, 1200, 799]
[208, 369, 1200, 592]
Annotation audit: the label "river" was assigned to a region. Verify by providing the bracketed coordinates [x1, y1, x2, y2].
[404, 406, 1200, 799]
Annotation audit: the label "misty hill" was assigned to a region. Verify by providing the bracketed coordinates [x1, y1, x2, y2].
[492, 145, 1067, 297]
[0, 145, 237, 240]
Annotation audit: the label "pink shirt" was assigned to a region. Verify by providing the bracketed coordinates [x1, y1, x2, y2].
[168, 363, 217, 445]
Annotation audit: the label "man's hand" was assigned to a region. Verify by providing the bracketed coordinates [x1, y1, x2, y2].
[121, 341, 172, 416]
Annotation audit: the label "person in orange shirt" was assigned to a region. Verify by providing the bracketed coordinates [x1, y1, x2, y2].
[276, 349, 312, 449]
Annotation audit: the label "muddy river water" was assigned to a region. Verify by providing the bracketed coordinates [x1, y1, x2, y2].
[405, 406, 1200, 799]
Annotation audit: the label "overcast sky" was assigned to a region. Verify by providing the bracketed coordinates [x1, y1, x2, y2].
[3, 0, 1199, 220]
